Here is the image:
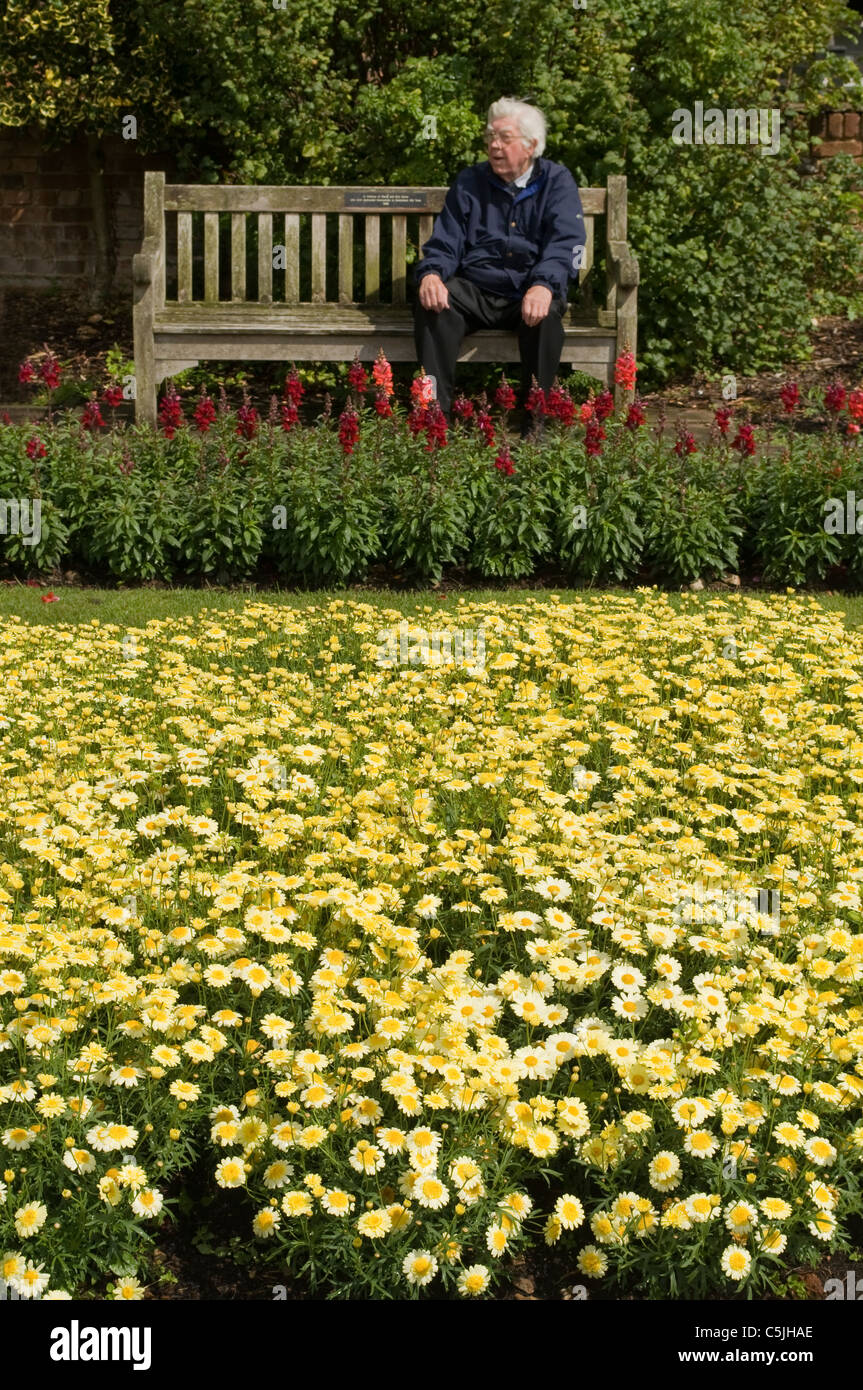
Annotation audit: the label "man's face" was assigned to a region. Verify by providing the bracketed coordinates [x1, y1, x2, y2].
[485, 118, 536, 182]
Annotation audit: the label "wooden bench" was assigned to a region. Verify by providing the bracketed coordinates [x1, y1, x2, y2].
[133, 171, 639, 424]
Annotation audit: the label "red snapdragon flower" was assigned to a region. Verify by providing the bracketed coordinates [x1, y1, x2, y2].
[158, 385, 183, 438]
[411, 374, 436, 410]
[732, 423, 756, 456]
[624, 399, 646, 430]
[236, 399, 259, 440]
[407, 406, 427, 436]
[848, 388, 863, 422]
[714, 406, 733, 435]
[546, 385, 576, 426]
[25, 436, 46, 459]
[373, 388, 393, 418]
[18, 360, 36, 385]
[347, 357, 369, 393]
[594, 389, 614, 421]
[81, 396, 106, 431]
[674, 429, 697, 456]
[525, 383, 546, 416]
[194, 394, 217, 432]
[452, 395, 475, 423]
[494, 375, 516, 411]
[284, 369, 305, 408]
[372, 349, 394, 397]
[40, 354, 62, 390]
[476, 409, 495, 448]
[424, 401, 448, 451]
[579, 401, 595, 424]
[779, 381, 800, 414]
[494, 445, 515, 475]
[103, 385, 124, 408]
[585, 418, 606, 456]
[614, 350, 637, 392]
[281, 400, 299, 431]
[825, 381, 847, 414]
[339, 406, 360, 455]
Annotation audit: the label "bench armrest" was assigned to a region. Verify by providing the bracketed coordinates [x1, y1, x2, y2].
[133, 236, 164, 287]
[608, 239, 640, 288]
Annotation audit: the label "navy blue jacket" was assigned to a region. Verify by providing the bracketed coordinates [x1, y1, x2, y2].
[415, 156, 586, 302]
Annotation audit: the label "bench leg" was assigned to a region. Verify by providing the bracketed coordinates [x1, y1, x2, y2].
[132, 303, 157, 427]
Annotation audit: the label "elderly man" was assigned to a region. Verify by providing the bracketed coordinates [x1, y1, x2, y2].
[413, 98, 586, 435]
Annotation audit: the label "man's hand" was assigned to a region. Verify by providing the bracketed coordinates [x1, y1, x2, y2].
[521, 284, 553, 328]
[418, 273, 450, 312]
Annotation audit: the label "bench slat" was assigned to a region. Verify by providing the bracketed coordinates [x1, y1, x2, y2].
[258, 212, 273, 304]
[365, 215, 380, 303]
[155, 303, 609, 332]
[204, 213, 219, 301]
[177, 212, 193, 303]
[311, 213, 326, 303]
[338, 214, 353, 304]
[285, 214, 300, 303]
[231, 213, 246, 301]
[392, 215, 406, 304]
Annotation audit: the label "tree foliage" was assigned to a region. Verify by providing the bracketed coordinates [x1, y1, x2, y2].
[2, 0, 863, 381]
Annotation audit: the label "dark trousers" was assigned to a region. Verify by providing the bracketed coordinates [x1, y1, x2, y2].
[413, 274, 568, 418]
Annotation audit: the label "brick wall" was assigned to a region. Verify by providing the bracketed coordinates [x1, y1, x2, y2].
[0, 124, 177, 293]
[810, 109, 863, 161]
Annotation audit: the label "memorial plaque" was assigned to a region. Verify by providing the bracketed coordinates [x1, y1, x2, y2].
[343, 191, 429, 209]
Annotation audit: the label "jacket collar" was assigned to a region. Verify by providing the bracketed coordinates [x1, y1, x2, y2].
[484, 156, 548, 201]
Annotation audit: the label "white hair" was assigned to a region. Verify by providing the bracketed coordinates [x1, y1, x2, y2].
[486, 98, 546, 157]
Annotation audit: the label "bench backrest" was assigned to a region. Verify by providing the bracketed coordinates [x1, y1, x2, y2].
[143, 173, 626, 310]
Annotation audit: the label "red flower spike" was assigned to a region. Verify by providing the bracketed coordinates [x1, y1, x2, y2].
[780, 381, 800, 414]
[625, 400, 646, 430]
[594, 389, 614, 421]
[39, 354, 62, 390]
[825, 382, 847, 414]
[494, 376, 516, 411]
[18, 361, 36, 385]
[585, 418, 606, 456]
[81, 397, 106, 431]
[194, 395, 217, 433]
[284, 369, 305, 407]
[731, 423, 756, 456]
[25, 437, 46, 460]
[452, 395, 475, 422]
[614, 350, 637, 392]
[338, 406, 360, 455]
[372, 349, 394, 397]
[347, 357, 369, 393]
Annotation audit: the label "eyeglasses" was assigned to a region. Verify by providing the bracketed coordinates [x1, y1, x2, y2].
[484, 129, 522, 146]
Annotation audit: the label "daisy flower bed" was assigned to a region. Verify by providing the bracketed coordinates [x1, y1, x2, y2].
[1, 590, 861, 1300]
